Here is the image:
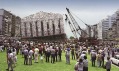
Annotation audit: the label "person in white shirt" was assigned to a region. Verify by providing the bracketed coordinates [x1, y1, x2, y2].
[6, 50, 14, 71]
[34, 47, 39, 63]
[80, 53, 86, 60]
[12, 48, 17, 67]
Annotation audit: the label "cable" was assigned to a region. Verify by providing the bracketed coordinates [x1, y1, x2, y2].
[70, 11, 90, 27]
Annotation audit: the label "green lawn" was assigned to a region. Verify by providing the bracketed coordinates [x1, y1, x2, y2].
[0, 52, 118, 71]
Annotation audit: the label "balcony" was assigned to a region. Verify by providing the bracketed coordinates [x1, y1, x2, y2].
[116, 16, 119, 20]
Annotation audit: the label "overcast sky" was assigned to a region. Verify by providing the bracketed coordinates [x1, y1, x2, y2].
[0, 0, 119, 37]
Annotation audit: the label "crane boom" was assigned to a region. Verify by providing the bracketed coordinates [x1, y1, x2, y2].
[66, 8, 87, 36]
[65, 14, 78, 38]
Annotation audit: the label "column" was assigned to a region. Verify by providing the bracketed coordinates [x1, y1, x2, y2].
[26, 22, 30, 37]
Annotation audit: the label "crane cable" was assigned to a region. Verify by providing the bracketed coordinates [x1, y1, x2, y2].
[70, 11, 91, 28]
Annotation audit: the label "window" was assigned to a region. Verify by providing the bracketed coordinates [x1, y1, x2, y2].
[41, 21, 44, 36]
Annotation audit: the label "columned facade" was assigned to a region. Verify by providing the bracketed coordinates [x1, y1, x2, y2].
[21, 12, 65, 41]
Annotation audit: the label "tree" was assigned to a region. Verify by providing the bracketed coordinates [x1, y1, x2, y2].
[70, 36, 75, 40]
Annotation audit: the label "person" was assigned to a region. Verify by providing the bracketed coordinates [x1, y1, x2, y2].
[91, 50, 96, 67]
[6, 50, 14, 71]
[105, 57, 111, 71]
[21, 45, 25, 58]
[58, 47, 62, 61]
[46, 46, 51, 62]
[75, 45, 79, 60]
[16, 44, 20, 55]
[12, 48, 17, 67]
[0, 45, 3, 52]
[101, 50, 105, 67]
[83, 56, 88, 71]
[80, 52, 86, 60]
[99, 52, 102, 67]
[51, 46, 55, 64]
[55, 46, 58, 62]
[71, 46, 75, 60]
[42, 45, 46, 57]
[32, 46, 35, 60]
[34, 47, 39, 63]
[24, 48, 28, 65]
[74, 59, 83, 71]
[107, 48, 110, 57]
[65, 46, 70, 64]
[39, 45, 43, 56]
[97, 52, 100, 67]
[28, 48, 33, 65]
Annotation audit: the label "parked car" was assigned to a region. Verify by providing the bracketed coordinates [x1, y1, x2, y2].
[111, 55, 119, 66]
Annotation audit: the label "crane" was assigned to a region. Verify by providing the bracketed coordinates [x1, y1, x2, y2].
[65, 8, 99, 45]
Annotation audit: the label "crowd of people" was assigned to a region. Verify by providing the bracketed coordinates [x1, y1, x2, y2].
[0, 40, 64, 71]
[0, 39, 119, 71]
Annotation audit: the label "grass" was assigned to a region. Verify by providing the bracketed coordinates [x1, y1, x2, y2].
[0, 51, 118, 71]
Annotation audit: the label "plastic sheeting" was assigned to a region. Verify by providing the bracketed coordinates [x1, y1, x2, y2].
[21, 12, 64, 37]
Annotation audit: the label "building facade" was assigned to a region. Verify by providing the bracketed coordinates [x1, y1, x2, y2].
[106, 10, 119, 40]
[97, 21, 103, 39]
[91, 24, 98, 38]
[21, 12, 65, 41]
[97, 14, 117, 39]
[116, 10, 119, 38]
[0, 9, 21, 37]
[102, 15, 116, 39]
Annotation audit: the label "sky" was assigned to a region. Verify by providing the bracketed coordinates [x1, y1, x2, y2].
[0, 0, 119, 37]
